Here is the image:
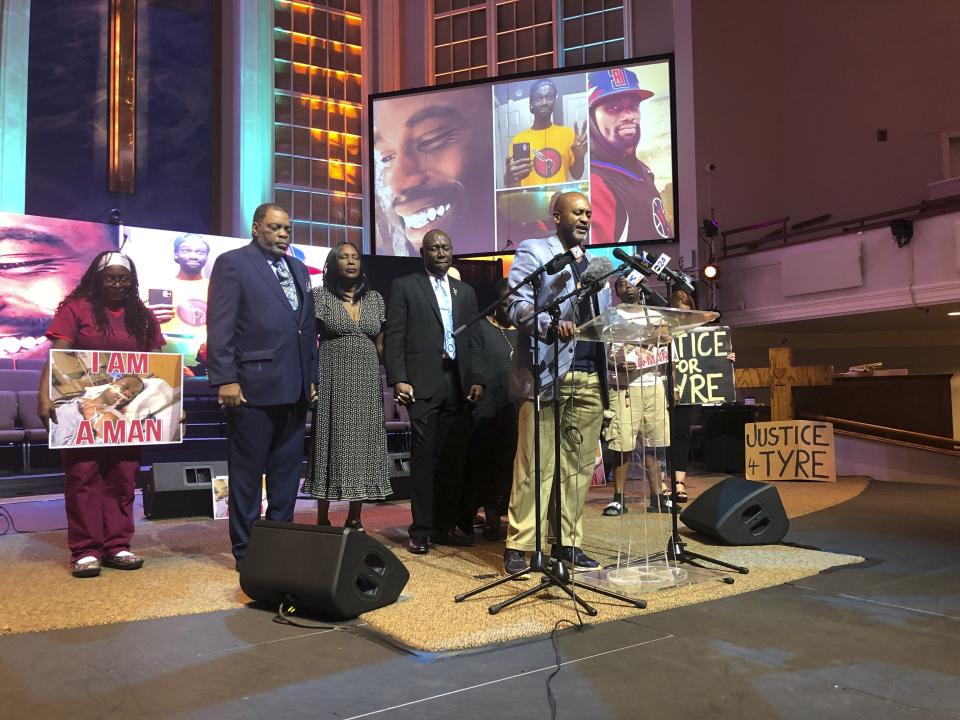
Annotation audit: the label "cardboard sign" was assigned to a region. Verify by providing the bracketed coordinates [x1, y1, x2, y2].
[672, 326, 736, 405]
[744, 420, 836, 482]
[48, 350, 183, 449]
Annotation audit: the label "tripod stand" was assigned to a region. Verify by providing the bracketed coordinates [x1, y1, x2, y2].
[455, 275, 645, 615]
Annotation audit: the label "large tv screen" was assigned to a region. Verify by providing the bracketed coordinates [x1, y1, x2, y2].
[370, 55, 677, 257]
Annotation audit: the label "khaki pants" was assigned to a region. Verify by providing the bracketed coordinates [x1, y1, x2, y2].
[506, 371, 604, 551]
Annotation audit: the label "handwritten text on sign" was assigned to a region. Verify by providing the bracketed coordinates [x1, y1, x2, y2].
[744, 420, 836, 482]
[672, 326, 735, 405]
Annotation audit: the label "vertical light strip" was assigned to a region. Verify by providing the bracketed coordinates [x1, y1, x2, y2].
[237, 0, 273, 232]
[0, 0, 31, 212]
[108, 0, 137, 193]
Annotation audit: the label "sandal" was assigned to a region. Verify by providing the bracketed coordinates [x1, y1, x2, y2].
[646, 494, 672, 513]
[674, 483, 688, 504]
[71, 557, 101, 578]
[101, 551, 144, 570]
[602, 500, 629, 516]
[344, 519, 365, 532]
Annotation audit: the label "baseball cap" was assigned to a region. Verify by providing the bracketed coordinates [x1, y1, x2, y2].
[588, 67, 654, 107]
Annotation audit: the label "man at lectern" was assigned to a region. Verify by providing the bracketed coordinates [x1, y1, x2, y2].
[502, 191, 610, 578]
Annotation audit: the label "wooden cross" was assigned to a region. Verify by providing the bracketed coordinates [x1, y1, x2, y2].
[735, 347, 833, 421]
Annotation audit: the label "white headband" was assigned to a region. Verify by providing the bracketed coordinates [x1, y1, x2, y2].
[97, 252, 132, 272]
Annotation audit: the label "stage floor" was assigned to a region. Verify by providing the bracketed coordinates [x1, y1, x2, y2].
[1, 479, 958, 719]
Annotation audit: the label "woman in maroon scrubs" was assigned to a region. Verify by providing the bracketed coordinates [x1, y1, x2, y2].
[37, 251, 164, 578]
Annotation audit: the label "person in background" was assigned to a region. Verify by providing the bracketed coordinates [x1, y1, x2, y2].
[37, 251, 164, 578]
[602, 275, 671, 515]
[384, 229, 485, 554]
[460, 278, 518, 541]
[302, 241, 391, 531]
[668, 289, 734, 503]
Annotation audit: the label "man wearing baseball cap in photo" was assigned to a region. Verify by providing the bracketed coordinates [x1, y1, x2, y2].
[587, 67, 672, 244]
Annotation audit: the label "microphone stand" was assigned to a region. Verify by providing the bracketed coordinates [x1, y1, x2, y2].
[656, 280, 748, 576]
[456, 276, 645, 614]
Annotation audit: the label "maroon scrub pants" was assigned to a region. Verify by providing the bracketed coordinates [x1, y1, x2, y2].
[61, 446, 141, 562]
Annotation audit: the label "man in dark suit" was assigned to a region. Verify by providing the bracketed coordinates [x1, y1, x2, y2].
[384, 230, 484, 554]
[206, 203, 317, 570]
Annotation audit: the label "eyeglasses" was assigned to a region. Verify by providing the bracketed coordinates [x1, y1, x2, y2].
[101, 276, 132, 286]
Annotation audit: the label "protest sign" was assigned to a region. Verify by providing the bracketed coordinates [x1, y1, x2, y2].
[48, 350, 183, 449]
[744, 419, 836, 482]
[672, 326, 736, 405]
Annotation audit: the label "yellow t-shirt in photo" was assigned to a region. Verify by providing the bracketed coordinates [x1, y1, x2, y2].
[510, 124, 576, 186]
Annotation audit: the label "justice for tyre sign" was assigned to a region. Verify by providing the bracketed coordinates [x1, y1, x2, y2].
[744, 420, 836, 482]
[672, 326, 736, 405]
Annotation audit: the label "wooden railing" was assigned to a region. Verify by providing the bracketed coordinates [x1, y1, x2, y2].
[801, 414, 960, 456]
[719, 194, 960, 257]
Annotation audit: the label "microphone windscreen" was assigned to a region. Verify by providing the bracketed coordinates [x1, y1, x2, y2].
[581, 256, 613, 285]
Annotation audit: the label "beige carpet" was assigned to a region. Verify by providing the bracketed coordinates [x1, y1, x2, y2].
[0, 475, 868, 647]
[360, 475, 868, 651]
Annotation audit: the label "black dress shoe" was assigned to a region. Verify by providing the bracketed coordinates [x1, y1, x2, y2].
[407, 537, 429, 554]
[431, 529, 474, 547]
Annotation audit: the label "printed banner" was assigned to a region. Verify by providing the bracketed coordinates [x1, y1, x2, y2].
[672, 326, 736, 405]
[123, 226, 330, 378]
[48, 349, 183, 449]
[744, 420, 836, 482]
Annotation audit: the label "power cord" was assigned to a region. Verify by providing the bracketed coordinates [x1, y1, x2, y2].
[545, 617, 583, 719]
[272, 596, 337, 630]
[0, 502, 67, 536]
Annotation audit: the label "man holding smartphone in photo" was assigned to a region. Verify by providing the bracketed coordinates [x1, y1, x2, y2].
[145, 234, 211, 374]
[504, 79, 587, 188]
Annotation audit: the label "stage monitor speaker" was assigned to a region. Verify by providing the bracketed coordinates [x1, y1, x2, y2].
[680, 476, 788, 545]
[240, 521, 410, 620]
[143, 461, 226, 519]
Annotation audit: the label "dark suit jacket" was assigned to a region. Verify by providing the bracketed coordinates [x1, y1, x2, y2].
[206, 242, 318, 405]
[384, 273, 484, 399]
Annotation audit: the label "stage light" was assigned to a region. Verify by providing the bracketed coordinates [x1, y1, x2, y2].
[701, 218, 719, 238]
[109, 208, 123, 225]
[890, 218, 913, 248]
[702, 256, 720, 280]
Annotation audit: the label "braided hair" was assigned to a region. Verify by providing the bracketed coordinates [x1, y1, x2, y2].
[57, 251, 159, 350]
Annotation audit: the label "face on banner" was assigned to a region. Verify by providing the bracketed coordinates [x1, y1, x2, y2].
[372, 58, 675, 256]
[373, 85, 496, 257]
[0, 213, 116, 359]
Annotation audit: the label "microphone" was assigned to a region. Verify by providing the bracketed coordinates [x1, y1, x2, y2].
[544, 245, 585, 275]
[611, 248, 695, 293]
[637, 282, 668, 307]
[612, 247, 649, 275]
[578, 256, 613, 288]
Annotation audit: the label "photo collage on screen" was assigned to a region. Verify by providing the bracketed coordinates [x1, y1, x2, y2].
[371, 58, 675, 257]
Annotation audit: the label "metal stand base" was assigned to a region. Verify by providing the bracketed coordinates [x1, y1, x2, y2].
[455, 550, 646, 615]
[666, 533, 749, 577]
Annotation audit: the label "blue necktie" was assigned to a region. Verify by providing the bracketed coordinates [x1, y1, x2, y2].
[273, 259, 299, 311]
[434, 277, 456, 359]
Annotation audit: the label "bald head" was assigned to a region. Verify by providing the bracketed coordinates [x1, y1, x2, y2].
[552, 192, 592, 248]
[421, 229, 453, 276]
